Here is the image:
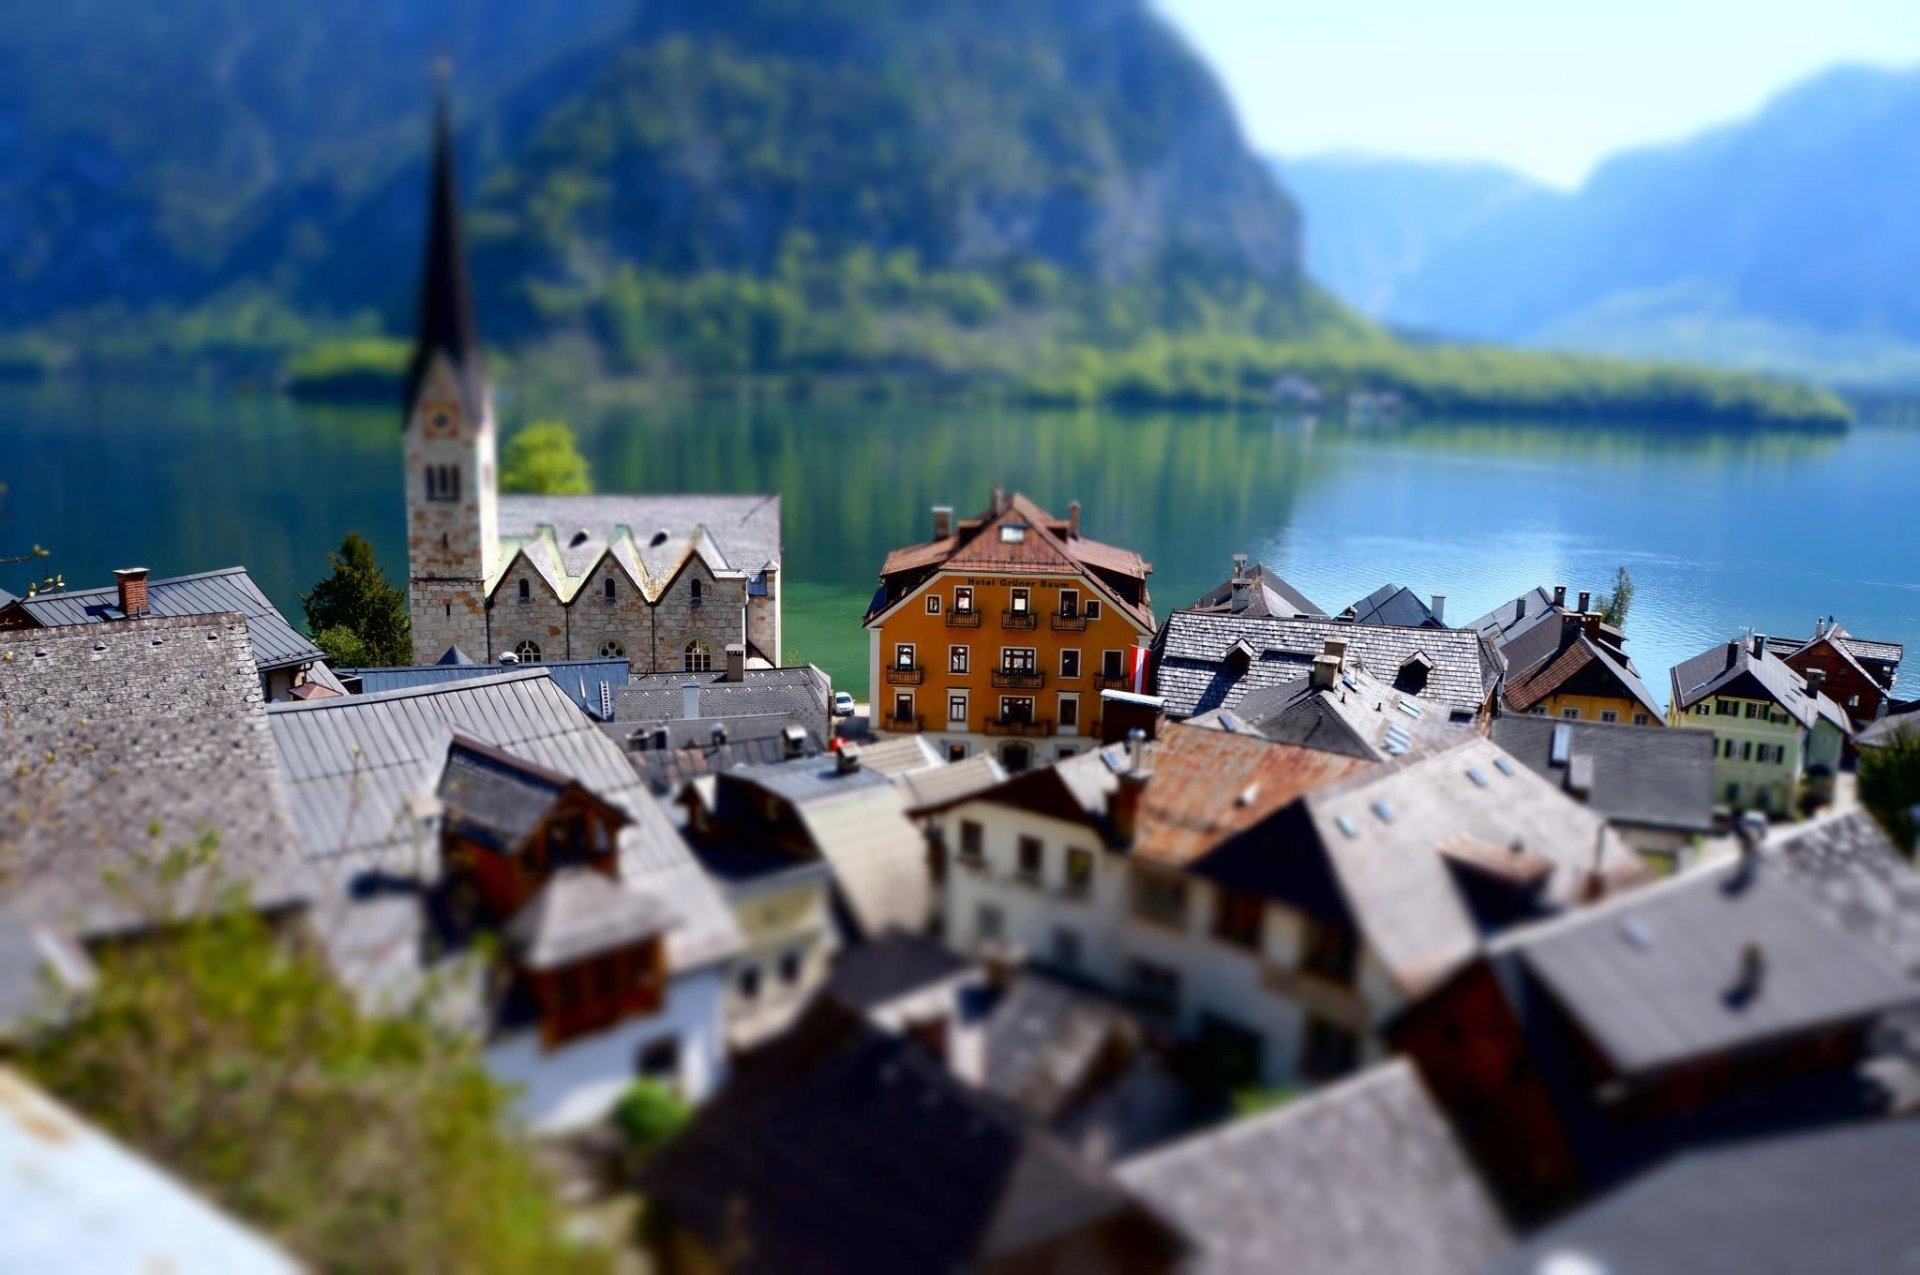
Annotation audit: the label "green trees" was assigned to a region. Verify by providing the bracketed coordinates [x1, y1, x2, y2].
[1601, 566, 1636, 627]
[302, 532, 410, 667]
[17, 855, 609, 1274]
[501, 422, 593, 495]
[1861, 726, 1920, 858]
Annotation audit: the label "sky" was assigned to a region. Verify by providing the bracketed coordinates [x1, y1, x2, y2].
[1155, 0, 1920, 187]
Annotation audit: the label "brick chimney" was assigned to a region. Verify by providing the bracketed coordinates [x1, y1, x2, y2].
[933, 506, 953, 539]
[1309, 653, 1341, 690]
[1430, 594, 1446, 624]
[1110, 730, 1155, 845]
[1067, 500, 1081, 538]
[724, 642, 746, 683]
[113, 567, 150, 618]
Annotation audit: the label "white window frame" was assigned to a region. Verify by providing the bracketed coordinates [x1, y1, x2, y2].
[1060, 648, 1082, 679]
[926, 594, 942, 614]
[947, 690, 968, 726]
[949, 644, 970, 674]
[1002, 647, 1037, 673]
[895, 642, 916, 670]
[1059, 588, 1080, 617]
[954, 586, 974, 614]
[1058, 693, 1080, 732]
[1010, 587, 1030, 615]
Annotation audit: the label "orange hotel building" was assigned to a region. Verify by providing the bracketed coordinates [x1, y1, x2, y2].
[863, 491, 1155, 771]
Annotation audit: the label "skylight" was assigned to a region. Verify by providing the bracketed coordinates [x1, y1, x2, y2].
[1493, 756, 1516, 776]
[1371, 800, 1394, 824]
[1466, 767, 1488, 787]
[1396, 698, 1422, 719]
[1382, 724, 1412, 756]
[1000, 524, 1027, 543]
[1619, 917, 1654, 951]
[1336, 814, 1359, 838]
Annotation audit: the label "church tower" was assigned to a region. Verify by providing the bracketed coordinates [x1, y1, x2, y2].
[404, 77, 499, 665]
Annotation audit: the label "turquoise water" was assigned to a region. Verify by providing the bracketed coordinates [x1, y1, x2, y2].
[7, 380, 1917, 703]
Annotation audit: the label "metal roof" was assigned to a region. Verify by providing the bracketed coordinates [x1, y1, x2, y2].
[1491, 716, 1717, 835]
[1342, 582, 1445, 629]
[0, 1068, 299, 1273]
[10, 566, 322, 672]
[499, 491, 782, 580]
[341, 657, 631, 721]
[617, 665, 830, 737]
[1117, 1060, 1510, 1275]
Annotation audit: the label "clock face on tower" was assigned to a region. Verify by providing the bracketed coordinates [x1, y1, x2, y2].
[422, 400, 460, 439]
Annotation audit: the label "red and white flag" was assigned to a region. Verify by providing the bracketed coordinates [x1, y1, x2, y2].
[1126, 644, 1152, 694]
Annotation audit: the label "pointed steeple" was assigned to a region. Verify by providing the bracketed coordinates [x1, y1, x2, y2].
[406, 65, 486, 423]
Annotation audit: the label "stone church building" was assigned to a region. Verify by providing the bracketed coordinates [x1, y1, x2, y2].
[402, 96, 781, 673]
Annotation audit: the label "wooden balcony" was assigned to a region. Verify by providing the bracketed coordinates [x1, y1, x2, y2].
[1050, 612, 1088, 631]
[1093, 672, 1133, 691]
[984, 716, 1053, 737]
[884, 713, 926, 733]
[884, 664, 926, 686]
[1002, 610, 1038, 630]
[991, 667, 1046, 689]
[946, 609, 982, 628]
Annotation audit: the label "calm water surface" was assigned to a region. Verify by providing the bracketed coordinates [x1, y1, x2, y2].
[7, 380, 1918, 703]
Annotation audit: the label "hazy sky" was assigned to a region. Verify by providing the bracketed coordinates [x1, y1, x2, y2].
[1155, 0, 1920, 187]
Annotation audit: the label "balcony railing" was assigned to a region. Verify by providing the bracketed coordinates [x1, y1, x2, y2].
[991, 668, 1046, 689]
[984, 716, 1053, 737]
[884, 713, 926, 733]
[1050, 612, 1088, 631]
[1002, 610, 1038, 630]
[946, 609, 982, 628]
[884, 664, 925, 686]
[1093, 671, 1132, 690]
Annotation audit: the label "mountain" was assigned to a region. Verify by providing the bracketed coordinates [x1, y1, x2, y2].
[1282, 65, 1920, 385]
[1274, 154, 1546, 319]
[0, 0, 1304, 346]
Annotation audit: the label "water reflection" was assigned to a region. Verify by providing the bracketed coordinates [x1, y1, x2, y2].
[5, 380, 1912, 704]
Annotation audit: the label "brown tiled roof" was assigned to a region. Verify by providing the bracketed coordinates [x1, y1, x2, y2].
[1504, 635, 1664, 720]
[1131, 725, 1372, 869]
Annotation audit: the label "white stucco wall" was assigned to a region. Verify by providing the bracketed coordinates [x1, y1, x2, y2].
[486, 965, 730, 1135]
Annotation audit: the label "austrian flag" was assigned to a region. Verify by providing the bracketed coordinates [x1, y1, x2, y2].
[1126, 644, 1152, 694]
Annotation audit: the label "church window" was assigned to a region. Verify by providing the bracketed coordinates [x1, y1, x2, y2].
[690, 579, 703, 607]
[513, 640, 542, 664]
[604, 577, 617, 602]
[425, 464, 461, 502]
[600, 640, 626, 660]
[518, 578, 531, 604]
[684, 640, 712, 672]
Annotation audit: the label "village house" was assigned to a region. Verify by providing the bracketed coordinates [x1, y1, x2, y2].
[400, 95, 781, 671]
[1115, 1059, 1511, 1275]
[1668, 633, 1852, 813]
[1490, 716, 1716, 859]
[636, 999, 1188, 1275]
[1494, 590, 1664, 725]
[1186, 554, 1325, 619]
[1392, 811, 1920, 1217]
[266, 668, 742, 1128]
[924, 707, 1647, 1089]
[0, 565, 340, 701]
[1151, 608, 1502, 723]
[1339, 582, 1449, 628]
[1767, 619, 1903, 730]
[862, 490, 1155, 773]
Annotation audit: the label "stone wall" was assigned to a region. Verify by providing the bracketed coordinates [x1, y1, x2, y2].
[409, 579, 490, 665]
[651, 559, 745, 674]
[746, 568, 781, 663]
[491, 559, 570, 665]
[566, 558, 653, 668]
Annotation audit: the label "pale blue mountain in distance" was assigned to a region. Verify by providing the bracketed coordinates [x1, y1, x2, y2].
[1280, 63, 1920, 388]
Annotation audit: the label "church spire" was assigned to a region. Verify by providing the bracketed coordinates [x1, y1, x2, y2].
[406, 65, 486, 422]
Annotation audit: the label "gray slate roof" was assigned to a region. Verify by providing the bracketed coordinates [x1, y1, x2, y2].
[499, 492, 781, 579]
[1117, 1060, 1510, 1275]
[616, 665, 829, 739]
[267, 668, 740, 975]
[0, 614, 313, 937]
[437, 735, 575, 854]
[897, 754, 1009, 815]
[615, 714, 824, 795]
[1487, 1120, 1920, 1275]
[7, 567, 322, 673]
[343, 657, 630, 720]
[1670, 636, 1852, 733]
[1154, 611, 1499, 720]
[1857, 703, 1920, 750]
[1343, 582, 1444, 628]
[1766, 808, 1920, 978]
[1465, 586, 1557, 644]
[1490, 717, 1716, 835]
[506, 867, 678, 970]
[1217, 661, 1464, 762]
[1498, 854, 1919, 1077]
[1185, 562, 1326, 619]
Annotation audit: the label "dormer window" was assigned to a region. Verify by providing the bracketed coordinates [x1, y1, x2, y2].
[1000, 524, 1027, 543]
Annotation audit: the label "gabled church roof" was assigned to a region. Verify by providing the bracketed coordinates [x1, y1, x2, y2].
[405, 78, 486, 423]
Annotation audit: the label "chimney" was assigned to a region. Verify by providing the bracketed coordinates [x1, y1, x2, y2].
[724, 642, 746, 683]
[710, 723, 728, 746]
[113, 567, 150, 618]
[933, 506, 953, 539]
[1733, 810, 1768, 885]
[783, 725, 807, 759]
[836, 747, 861, 775]
[990, 484, 1004, 513]
[1110, 729, 1154, 845]
[1068, 500, 1082, 538]
[1515, 595, 1527, 620]
[1230, 577, 1251, 613]
[1732, 942, 1767, 1002]
[1752, 633, 1768, 658]
[1806, 667, 1826, 699]
[682, 680, 701, 720]
[1727, 638, 1742, 665]
[1577, 590, 1591, 615]
[1323, 636, 1349, 667]
[1552, 583, 1567, 609]
[1815, 615, 1826, 639]
[1231, 553, 1248, 580]
[1310, 653, 1340, 690]
[1430, 594, 1446, 624]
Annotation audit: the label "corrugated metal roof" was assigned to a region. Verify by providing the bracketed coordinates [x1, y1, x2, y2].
[13, 566, 321, 672]
[342, 657, 630, 721]
[0, 1068, 299, 1273]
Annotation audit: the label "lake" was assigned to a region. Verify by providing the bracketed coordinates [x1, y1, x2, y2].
[7, 379, 1918, 705]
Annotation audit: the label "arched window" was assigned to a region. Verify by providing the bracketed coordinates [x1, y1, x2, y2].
[600, 639, 626, 660]
[690, 579, 703, 606]
[684, 640, 712, 672]
[604, 577, 617, 602]
[518, 578, 531, 604]
[513, 639, 542, 664]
